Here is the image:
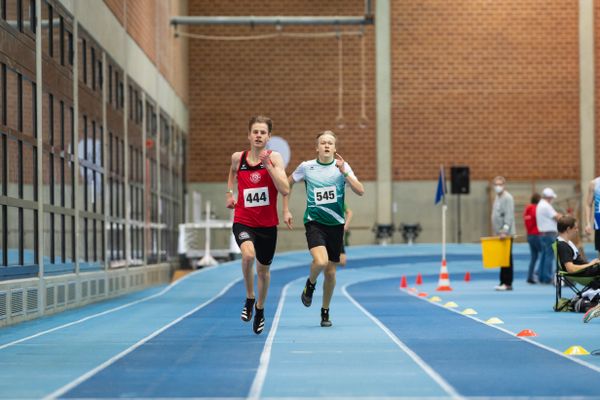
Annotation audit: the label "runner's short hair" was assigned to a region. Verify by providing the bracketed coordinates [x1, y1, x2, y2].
[316, 130, 337, 145]
[248, 115, 272, 133]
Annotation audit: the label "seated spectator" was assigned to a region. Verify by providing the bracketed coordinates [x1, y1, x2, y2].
[557, 216, 600, 275]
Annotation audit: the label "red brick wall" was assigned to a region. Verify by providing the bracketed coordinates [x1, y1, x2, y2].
[186, 1, 581, 184]
[187, 1, 376, 183]
[393, 1, 580, 181]
[103, 0, 124, 25]
[103, 0, 188, 104]
[124, 0, 157, 64]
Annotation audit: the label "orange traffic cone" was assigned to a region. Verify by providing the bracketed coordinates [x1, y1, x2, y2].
[464, 271, 471, 282]
[415, 273, 423, 285]
[399, 275, 407, 288]
[436, 259, 453, 291]
[517, 329, 537, 337]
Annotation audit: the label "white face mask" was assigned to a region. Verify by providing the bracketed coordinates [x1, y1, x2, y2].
[494, 185, 504, 194]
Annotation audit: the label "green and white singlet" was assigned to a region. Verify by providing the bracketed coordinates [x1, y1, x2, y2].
[291, 159, 355, 226]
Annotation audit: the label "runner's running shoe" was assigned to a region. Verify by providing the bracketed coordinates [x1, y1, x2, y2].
[301, 278, 316, 307]
[321, 307, 332, 327]
[253, 306, 265, 334]
[241, 298, 255, 322]
[583, 304, 600, 323]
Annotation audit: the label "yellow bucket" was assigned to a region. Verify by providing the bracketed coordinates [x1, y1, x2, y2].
[480, 236, 512, 268]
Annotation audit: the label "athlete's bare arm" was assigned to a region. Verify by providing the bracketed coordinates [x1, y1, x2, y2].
[226, 152, 242, 209]
[585, 179, 595, 235]
[335, 153, 365, 196]
[282, 175, 295, 229]
[344, 207, 353, 232]
[260, 150, 289, 196]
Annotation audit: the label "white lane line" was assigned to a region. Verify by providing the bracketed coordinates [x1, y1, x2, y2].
[42, 279, 240, 400]
[247, 278, 301, 400]
[404, 287, 600, 374]
[342, 284, 465, 400]
[0, 266, 219, 351]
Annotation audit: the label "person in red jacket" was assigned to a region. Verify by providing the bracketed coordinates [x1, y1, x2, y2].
[226, 116, 289, 335]
[523, 193, 542, 284]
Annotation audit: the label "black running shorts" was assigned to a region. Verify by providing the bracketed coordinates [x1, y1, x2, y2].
[304, 221, 344, 263]
[232, 223, 277, 266]
[595, 230, 600, 252]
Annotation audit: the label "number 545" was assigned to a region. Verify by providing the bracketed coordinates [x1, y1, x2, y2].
[316, 190, 335, 201]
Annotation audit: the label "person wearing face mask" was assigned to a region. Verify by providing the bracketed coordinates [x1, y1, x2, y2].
[491, 176, 516, 291]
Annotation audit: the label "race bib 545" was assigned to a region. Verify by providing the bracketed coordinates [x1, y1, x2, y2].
[314, 186, 337, 205]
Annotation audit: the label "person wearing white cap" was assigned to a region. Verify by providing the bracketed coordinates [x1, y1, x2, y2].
[536, 187, 562, 284]
[584, 177, 600, 257]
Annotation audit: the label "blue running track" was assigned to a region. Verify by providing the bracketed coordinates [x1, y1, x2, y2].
[0, 244, 599, 399]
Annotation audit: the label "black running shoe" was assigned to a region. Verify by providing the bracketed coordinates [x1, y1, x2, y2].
[241, 298, 255, 322]
[321, 307, 332, 327]
[301, 278, 316, 307]
[253, 306, 265, 334]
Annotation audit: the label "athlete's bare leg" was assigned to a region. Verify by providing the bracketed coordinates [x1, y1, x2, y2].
[256, 263, 270, 309]
[308, 246, 329, 284]
[322, 261, 337, 309]
[240, 241, 256, 299]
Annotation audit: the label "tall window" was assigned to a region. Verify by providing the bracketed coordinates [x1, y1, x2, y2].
[77, 28, 104, 272]
[0, 65, 38, 278]
[107, 60, 126, 268]
[145, 100, 158, 264]
[128, 81, 144, 265]
[39, 2, 75, 275]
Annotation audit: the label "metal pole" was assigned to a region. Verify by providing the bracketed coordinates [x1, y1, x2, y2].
[197, 201, 217, 267]
[365, 0, 373, 17]
[170, 15, 373, 27]
[457, 194, 462, 244]
[442, 205, 447, 263]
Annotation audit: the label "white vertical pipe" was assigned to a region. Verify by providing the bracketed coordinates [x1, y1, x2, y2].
[375, 0, 392, 228]
[35, 0, 44, 307]
[580, 0, 595, 220]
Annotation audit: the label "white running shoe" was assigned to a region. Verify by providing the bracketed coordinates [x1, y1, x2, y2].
[583, 304, 600, 323]
[494, 284, 513, 291]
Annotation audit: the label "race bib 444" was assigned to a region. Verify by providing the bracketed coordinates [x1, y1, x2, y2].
[244, 187, 270, 208]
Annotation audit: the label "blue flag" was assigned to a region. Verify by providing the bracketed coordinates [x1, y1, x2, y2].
[434, 166, 446, 205]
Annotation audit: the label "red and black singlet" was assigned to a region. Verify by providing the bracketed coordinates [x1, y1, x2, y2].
[234, 151, 279, 227]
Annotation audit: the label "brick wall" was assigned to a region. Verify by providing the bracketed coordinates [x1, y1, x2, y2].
[103, 0, 188, 104]
[124, 0, 157, 65]
[186, 0, 582, 185]
[187, 1, 376, 182]
[103, 0, 124, 25]
[392, 1, 579, 182]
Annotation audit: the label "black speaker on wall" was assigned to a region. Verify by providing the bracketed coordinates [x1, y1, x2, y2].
[450, 166, 470, 194]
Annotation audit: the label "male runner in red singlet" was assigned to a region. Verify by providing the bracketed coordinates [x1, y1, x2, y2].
[226, 116, 289, 334]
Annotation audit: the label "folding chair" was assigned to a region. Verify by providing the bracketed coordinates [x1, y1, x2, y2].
[553, 241, 600, 311]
